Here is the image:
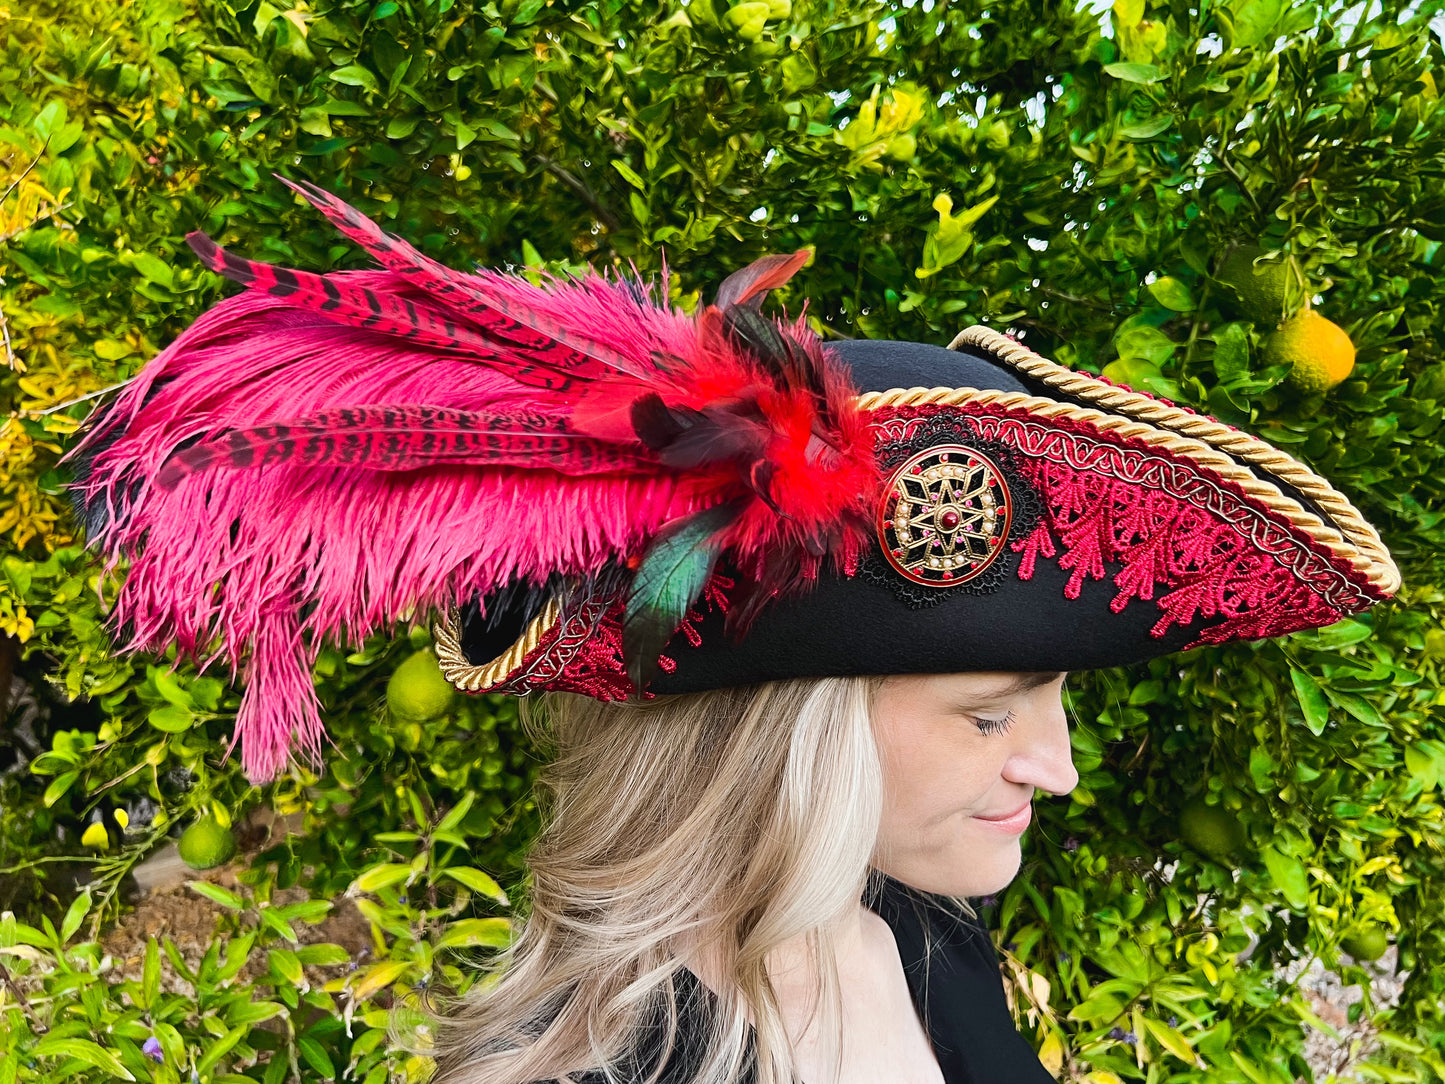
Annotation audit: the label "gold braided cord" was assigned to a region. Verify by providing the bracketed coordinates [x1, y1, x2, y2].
[432, 597, 561, 692]
[945, 325, 1400, 595]
[855, 384, 1395, 594]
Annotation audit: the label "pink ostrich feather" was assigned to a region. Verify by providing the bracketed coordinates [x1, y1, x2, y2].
[69, 184, 872, 782]
[70, 256, 695, 782]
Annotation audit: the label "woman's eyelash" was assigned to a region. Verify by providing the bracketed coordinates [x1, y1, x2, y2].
[972, 711, 1017, 736]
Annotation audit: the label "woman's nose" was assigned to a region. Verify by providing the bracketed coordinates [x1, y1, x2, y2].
[1004, 705, 1079, 797]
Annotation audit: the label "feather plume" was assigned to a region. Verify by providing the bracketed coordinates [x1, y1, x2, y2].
[68, 185, 878, 781]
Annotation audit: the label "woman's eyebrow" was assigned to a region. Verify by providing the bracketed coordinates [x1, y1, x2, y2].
[972, 671, 1066, 698]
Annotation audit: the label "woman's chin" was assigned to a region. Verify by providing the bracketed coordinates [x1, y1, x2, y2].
[881, 838, 1023, 898]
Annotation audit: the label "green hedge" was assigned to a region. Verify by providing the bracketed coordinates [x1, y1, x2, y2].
[2, 0, 1444, 1080]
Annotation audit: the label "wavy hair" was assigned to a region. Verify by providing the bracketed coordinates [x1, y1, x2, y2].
[428, 676, 884, 1084]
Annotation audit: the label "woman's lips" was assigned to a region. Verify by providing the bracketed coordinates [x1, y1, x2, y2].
[973, 803, 1032, 834]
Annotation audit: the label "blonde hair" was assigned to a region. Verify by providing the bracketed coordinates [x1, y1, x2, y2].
[430, 676, 884, 1084]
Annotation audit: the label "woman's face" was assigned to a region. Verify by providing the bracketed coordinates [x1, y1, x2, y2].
[870, 671, 1077, 898]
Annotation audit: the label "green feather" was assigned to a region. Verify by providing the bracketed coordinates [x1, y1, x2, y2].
[623, 501, 742, 692]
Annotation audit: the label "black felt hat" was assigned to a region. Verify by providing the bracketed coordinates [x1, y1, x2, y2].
[438, 329, 1398, 698]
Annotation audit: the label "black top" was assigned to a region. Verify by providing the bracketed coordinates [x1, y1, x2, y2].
[559, 875, 1056, 1083]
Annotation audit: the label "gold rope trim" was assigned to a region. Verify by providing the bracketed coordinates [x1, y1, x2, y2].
[855, 383, 1395, 597]
[432, 597, 561, 692]
[941, 325, 1400, 596]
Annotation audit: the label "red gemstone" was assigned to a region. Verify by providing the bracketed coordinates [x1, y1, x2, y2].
[940, 510, 961, 530]
[941, 571, 953, 580]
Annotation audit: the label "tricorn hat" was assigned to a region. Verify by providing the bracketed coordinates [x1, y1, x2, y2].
[70, 183, 1399, 781]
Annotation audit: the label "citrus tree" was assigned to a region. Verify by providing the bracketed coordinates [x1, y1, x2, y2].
[2, 0, 1444, 1080]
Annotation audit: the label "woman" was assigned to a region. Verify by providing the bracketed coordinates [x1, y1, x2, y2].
[70, 184, 1399, 1083]
[428, 672, 1075, 1084]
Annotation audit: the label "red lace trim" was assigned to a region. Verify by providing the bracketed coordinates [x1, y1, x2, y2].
[481, 577, 734, 699]
[872, 403, 1367, 646]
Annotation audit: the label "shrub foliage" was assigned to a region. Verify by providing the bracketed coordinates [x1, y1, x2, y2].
[2, 0, 1444, 1080]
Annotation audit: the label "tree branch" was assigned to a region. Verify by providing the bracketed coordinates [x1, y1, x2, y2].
[530, 152, 623, 235]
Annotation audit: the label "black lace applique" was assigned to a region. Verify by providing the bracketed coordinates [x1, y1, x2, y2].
[860, 415, 1042, 610]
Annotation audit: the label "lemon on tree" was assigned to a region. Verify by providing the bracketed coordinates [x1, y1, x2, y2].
[388, 647, 456, 723]
[178, 816, 237, 870]
[1264, 309, 1356, 395]
[1340, 924, 1390, 962]
[1216, 244, 1307, 327]
[1179, 797, 1246, 859]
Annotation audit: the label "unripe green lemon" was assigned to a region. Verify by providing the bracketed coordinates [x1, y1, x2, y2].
[1216, 244, 1303, 326]
[387, 648, 455, 723]
[178, 817, 237, 870]
[1265, 310, 1356, 395]
[1178, 798, 1245, 859]
[725, 2, 770, 39]
[1340, 925, 1389, 962]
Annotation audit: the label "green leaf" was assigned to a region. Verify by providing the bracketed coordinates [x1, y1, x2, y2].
[60, 888, 91, 943]
[1290, 669, 1330, 735]
[298, 1037, 336, 1077]
[141, 937, 160, 1010]
[253, 0, 281, 34]
[299, 106, 332, 138]
[1226, 0, 1283, 49]
[612, 160, 646, 190]
[147, 705, 194, 733]
[435, 793, 475, 833]
[188, 881, 245, 910]
[1121, 115, 1173, 140]
[1114, 324, 1176, 365]
[1405, 742, 1445, 791]
[435, 917, 512, 950]
[352, 959, 413, 998]
[1147, 276, 1195, 311]
[1212, 322, 1251, 381]
[259, 908, 300, 944]
[1104, 62, 1164, 84]
[294, 943, 351, 966]
[42, 769, 80, 808]
[195, 1026, 247, 1075]
[268, 947, 304, 985]
[439, 866, 509, 905]
[227, 999, 287, 1026]
[386, 116, 419, 139]
[1144, 1017, 1203, 1067]
[1325, 689, 1385, 728]
[1262, 847, 1310, 910]
[348, 863, 414, 895]
[152, 668, 193, 708]
[330, 65, 379, 92]
[129, 252, 175, 290]
[31, 1038, 135, 1081]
